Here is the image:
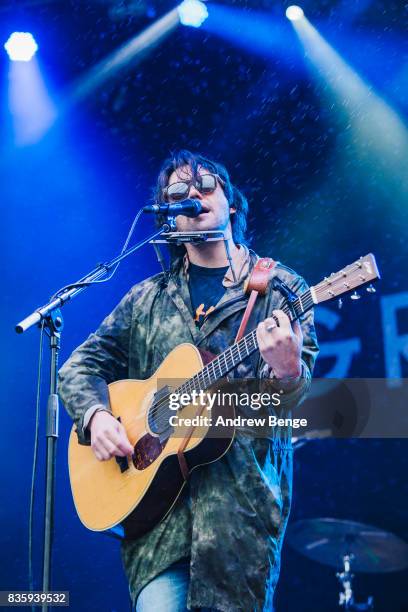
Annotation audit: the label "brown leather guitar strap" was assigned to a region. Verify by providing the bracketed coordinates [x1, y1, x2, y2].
[234, 257, 277, 342]
[177, 403, 207, 481]
[176, 257, 277, 481]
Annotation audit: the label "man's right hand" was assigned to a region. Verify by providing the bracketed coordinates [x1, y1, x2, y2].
[89, 411, 134, 461]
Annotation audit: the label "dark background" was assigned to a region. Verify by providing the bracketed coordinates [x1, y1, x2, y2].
[1, 0, 407, 610]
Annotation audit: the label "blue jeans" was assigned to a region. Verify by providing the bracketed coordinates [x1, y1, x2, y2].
[135, 558, 217, 612]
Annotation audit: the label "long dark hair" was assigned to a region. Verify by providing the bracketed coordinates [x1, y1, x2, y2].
[153, 149, 249, 245]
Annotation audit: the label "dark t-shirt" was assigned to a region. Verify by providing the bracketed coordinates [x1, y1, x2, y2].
[188, 262, 229, 327]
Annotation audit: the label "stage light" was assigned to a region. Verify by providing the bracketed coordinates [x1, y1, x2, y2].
[178, 0, 208, 28]
[4, 32, 38, 62]
[286, 6, 304, 21]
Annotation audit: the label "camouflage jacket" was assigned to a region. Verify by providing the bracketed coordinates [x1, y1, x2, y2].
[58, 245, 319, 612]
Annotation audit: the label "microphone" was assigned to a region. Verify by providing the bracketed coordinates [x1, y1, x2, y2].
[143, 199, 203, 218]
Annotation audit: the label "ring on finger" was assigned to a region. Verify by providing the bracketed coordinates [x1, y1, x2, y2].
[266, 319, 278, 332]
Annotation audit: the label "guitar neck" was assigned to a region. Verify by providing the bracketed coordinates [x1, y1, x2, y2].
[178, 288, 314, 396]
[175, 253, 380, 398]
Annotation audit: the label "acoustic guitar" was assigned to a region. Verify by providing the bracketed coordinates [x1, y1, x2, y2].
[68, 254, 380, 539]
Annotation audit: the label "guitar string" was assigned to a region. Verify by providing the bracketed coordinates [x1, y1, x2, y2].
[148, 291, 314, 428]
[147, 261, 372, 426]
[148, 298, 303, 423]
[147, 333, 259, 429]
[147, 292, 321, 429]
[138, 263, 373, 432]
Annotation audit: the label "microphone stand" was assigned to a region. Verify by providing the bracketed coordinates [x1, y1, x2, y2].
[15, 221, 172, 610]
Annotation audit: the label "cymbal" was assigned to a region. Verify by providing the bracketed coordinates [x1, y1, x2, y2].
[287, 518, 408, 573]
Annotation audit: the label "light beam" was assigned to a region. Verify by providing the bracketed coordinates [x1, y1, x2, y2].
[289, 14, 408, 199]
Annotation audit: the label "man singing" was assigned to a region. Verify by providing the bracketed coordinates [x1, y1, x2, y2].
[59, 150, 319, 611]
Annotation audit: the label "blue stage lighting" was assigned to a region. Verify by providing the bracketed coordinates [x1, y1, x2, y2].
[286, 6, 304, 21]
[4, 32, 38, 62]
[178, 0, 208, 28]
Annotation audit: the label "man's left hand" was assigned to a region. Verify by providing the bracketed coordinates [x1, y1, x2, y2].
[256, 310, 303, 380]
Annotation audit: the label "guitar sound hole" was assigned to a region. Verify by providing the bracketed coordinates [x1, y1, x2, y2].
[133, 433, 167, 470]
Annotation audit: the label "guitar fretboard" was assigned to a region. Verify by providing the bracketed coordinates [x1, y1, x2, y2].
[177, 287, 313, 396]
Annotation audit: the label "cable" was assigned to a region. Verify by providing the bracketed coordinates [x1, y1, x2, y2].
[28, 320, 46, 605]
[50, 207, 145, 300]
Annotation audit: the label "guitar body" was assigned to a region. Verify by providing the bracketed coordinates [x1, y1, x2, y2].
[68, 343, 235, 539]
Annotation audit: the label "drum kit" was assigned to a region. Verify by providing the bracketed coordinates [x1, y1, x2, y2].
[287, 518, 408, 610]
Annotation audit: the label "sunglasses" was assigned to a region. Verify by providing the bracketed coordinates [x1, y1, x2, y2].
[163, 173, 225, 203]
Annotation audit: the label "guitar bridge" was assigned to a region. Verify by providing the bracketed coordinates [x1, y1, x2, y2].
[115, 455, 129, 473]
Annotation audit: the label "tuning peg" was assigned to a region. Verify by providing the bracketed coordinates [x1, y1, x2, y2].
[366, 284, 376, 293]
[350, 291, 361, 300]
[338, 298, 343, 309]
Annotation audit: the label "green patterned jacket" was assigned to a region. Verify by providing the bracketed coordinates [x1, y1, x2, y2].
[58, 245, 319, 612]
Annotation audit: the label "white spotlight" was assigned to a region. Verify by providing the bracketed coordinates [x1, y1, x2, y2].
[4, 32, 38, 62]
[178, 0, 208, 28]
[286, 6, 304, 21]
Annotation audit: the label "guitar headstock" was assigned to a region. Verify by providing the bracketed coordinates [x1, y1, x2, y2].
[310, 254, 380, 305]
